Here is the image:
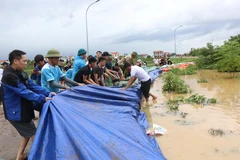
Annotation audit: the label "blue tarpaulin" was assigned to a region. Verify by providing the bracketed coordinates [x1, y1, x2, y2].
[29, 68, 166, 160]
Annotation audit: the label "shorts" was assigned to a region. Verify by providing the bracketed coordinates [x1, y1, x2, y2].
[140, 78, 151, 98]
[9, 120, 36, 138]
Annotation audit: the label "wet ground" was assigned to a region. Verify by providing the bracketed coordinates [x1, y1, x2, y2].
[142, 70, 240, 160]
[1, 70, 240, 160]
[0, 109, 37, 160]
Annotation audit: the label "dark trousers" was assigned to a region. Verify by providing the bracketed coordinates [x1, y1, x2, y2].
[140, 79, 151, 98]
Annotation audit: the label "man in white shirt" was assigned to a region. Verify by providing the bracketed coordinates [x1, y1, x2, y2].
[122, 62, 157, 101]
[0, 62, 8, 106]
[153, 57, 159, 66]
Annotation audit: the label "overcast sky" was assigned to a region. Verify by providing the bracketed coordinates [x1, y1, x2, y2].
[0, 0, 239, 60]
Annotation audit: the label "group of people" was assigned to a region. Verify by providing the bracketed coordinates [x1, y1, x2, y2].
[0, 48, 157, 160]
[153, 57, 172, 66]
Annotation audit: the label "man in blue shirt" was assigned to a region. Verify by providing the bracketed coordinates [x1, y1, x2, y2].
[41, 49, 84, 93]
[71, 48, 87, 80]
[1, 50, 53, 160]
[31, 54, 45, 86]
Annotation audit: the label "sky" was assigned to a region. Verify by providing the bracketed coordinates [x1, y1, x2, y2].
[0, 0, 240, 60]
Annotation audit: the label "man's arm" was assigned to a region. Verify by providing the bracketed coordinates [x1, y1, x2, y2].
[122, 76, 136, 90]
[83, 75, 93, 84]
[88, 77, 98, 85]
[27, 78, 50, 96]
[94, 73, 99, 85]
[100, 74, 105, 86]
[49, 80, 69, 89]
[3, 82, 48, 104]
[61, 76, 84, 86]
[105, 68, 116, 80]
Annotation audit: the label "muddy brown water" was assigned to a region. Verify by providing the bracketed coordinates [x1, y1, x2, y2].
[0, 70, 240, 160]
[142, 70, 240, 160]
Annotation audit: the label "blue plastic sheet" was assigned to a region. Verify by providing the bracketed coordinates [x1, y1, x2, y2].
[148, 68, 162, 83]
[29, 69, 166, 160]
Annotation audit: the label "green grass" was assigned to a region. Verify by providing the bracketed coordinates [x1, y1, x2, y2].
[24, 68, 33, 76]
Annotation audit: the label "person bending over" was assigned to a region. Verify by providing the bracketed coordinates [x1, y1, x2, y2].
[74, 57, 98, 85]
[122, 62, 157, 101]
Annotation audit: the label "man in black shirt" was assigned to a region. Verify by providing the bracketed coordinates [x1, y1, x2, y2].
[74, 57, 97, 85]
[93, 56, 106, 86]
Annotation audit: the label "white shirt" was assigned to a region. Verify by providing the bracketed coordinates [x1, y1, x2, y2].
[153, 59, 159, 64]
[0, 68, 3, 86]
[130, 66, 150, 82]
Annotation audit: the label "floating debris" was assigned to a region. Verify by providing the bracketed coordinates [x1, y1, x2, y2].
[180, 112, 188, 118]
[197, 79, 208, 83]
[208, 128, 225, 136]
[175, 119, 194, 125]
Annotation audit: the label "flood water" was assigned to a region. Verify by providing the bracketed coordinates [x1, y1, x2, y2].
[1, 70, 240, 160]
[142, 70, 240, 160]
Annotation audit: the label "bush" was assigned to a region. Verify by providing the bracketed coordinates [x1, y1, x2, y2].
[162, 72, 190, 94]
[185, 94, 206, 104]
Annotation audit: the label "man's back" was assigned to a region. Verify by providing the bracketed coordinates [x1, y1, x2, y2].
[74, 65, 90, 83]
[118, 55, 132, 66]
[72, 56, 86, 80]
[130, 66, 150, 82]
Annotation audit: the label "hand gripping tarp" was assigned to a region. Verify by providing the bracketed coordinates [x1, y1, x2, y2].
[29, 69, 166, 160]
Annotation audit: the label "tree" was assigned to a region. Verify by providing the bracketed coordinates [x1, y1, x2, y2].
[229, 34, 240, 44]
[190, 34, 240, 73]
[215, 40, 240, 76]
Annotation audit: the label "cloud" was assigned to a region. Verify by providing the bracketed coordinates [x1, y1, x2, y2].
[0, 0, 240, 59]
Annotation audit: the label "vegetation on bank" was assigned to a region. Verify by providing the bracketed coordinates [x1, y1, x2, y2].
[162, 72, 190, 94]
[166, 95, 217, 112]
[190, 34, 240, 77]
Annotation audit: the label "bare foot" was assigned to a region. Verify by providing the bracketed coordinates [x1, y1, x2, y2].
[152, 96, 157, 100]
[17, 154, 27, 160]
[146, 98, 149, 102]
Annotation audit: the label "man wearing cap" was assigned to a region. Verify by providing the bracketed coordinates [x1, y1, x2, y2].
[74, 57, 98, 85]
[71, 48, 87, 80]
[41, 49, 84, 93]
[0, 61, 8, 106]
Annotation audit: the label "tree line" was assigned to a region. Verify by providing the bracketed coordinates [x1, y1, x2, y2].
[190, 34, 240, 75]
